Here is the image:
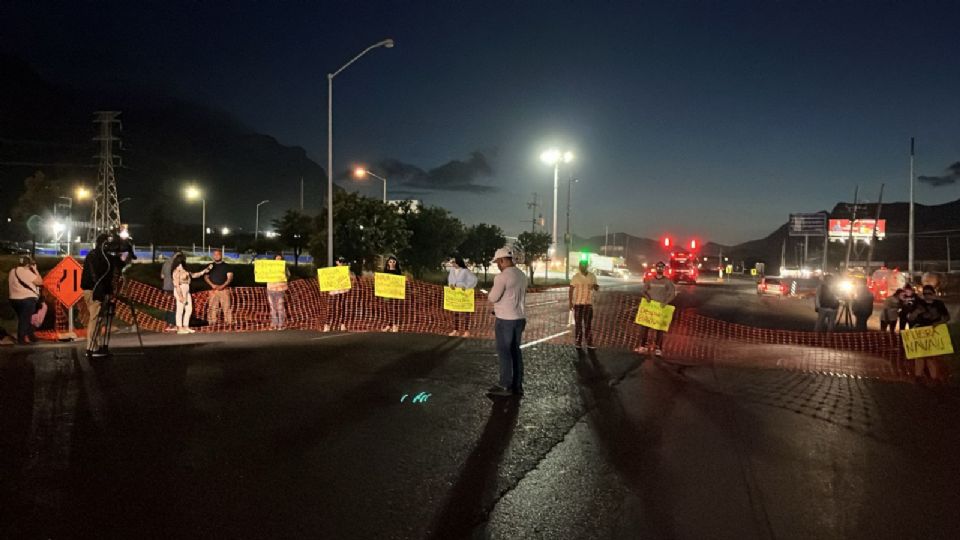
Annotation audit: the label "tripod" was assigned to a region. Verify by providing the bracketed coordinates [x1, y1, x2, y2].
[838, 300, 854, 329]
[86, 291, 145, 357]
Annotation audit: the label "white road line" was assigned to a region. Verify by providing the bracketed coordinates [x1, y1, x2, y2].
[309, 333, 352, 341]
[520, 330, 570, 349]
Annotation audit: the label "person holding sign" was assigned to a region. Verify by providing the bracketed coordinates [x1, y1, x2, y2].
[907, 285, 951, 382]
[324, 256, 353, 332]
[486, 247, 527, 398]
[381, 256, 404, 332]
[569, 260, 599, 349]
[266, 254, 290, 330]
[446, 256, 477, 337]
[633, 261, 676, 357]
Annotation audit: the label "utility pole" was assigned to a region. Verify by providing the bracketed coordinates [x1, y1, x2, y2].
[844, 185, 859, 271]
[89, 111, 122, 240]
[604, 225, 609, 256]
[865, 183, 884, 273]
[525, 193, 540, 233]
[908, 137, 916, 280]
[300, 177, 304, 211]
[564, 176, 576, 281]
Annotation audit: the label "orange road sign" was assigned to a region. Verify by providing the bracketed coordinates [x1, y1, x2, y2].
[43, 256, 84, 307]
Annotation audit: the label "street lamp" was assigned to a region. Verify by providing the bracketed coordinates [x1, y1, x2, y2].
[255, 199, 270, 240]
[184, 185, 206, 253]
[540, 148, 574, 261]
[327, 38, 395, 266]
[564, 177, 579, 281]
[353, 167, 387, 202]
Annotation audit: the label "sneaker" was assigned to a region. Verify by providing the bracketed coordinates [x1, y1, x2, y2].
[382, 325, 391, 332]
[177, 329, 190, 335]
[462, 331, 470, 338]
[186, 328, 196, 333]
[323, 324, 330, 332]
[339, 324, 347, 332]
[654, 348, 663, 357]
[391, 325, 399, 333]
[486, 385, 512, 397]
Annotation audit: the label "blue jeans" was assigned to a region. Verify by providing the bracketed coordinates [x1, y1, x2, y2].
[10, 298, 37, 342]
[495, 318, 526, 390]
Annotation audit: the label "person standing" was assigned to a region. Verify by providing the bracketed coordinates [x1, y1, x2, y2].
[447, 256, 478, 337]
[266, 254, 290, 330]
[204, 249, 234, 327]
[851, 279, 875, 331]
[380, 255, 403, 332]
[7, 256, 43, 345]
[569, 259, 599, 349]
[324, 256, 353, 332]
[814, 274, 840, 332]
[81, 233, 114, 347]
[486, 247, 527, 397]
[897, 284, 917, 331]
[172, 253, 210, 334]
[907, 285, 951, 382]
[879, 289, 902, 334]
[633, 261, 677, 357]
[160, 250, 181, 332]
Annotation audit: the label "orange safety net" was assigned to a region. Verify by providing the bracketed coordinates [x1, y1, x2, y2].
[40, 277, 924, 382]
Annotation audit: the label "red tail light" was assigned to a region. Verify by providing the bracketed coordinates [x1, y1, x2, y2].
[780, 283, 788, 294]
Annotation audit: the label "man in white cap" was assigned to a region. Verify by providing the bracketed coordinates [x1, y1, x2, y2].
[486, 246, 527, 397]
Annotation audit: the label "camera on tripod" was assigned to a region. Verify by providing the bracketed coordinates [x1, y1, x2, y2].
[85, 226, 144, 357]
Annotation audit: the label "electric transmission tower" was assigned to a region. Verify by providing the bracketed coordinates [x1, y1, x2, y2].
[88, 111, 122, 241]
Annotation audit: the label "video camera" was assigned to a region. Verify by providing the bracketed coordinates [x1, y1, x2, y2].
[99, 226, 137, 263]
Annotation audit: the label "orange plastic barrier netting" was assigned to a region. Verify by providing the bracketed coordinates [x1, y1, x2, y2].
[41, 278, 923, 382]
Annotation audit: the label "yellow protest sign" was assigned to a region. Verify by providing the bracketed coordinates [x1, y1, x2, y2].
[901, 324, 954, 359]
[443, 287, 475, 312]
[254, 260, 287, 283]
[317, 266, 352, 292]
[750, 268, 758, 276]
[375, 272, 406, 300]
[725, 265, 733, 274]
[634, 298, 675, 331]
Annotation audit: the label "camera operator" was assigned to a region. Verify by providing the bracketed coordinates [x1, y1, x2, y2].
[81, 231, 133, 352]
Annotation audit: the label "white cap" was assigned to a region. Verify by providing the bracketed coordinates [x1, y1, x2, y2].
[491, 246, 514, 262]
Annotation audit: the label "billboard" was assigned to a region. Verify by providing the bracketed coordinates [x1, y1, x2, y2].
[828, 219, 886, 239]
[788, 213, 827, 236]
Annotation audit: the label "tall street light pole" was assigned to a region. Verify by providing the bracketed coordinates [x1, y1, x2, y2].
[354, 167, 387, 202]
[255, 199, 270, 240]
[908, 137, 915, 279]
[540, 149, 574, 262]
[327, 38, 395, 266]
[564, 176, 579, 281]
[184, 185, 205, 253]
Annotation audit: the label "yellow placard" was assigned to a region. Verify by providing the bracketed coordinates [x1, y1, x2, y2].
[725, 265, 733, 274]
[317, 266, 352, 292]
[634, 298, 675, 331]
[254, 260, 287, 283]
[375, 272, 406, 300]
[750, 268, 758, 276]
[443, 287, 475, 312]
[901, 324, 954, 359]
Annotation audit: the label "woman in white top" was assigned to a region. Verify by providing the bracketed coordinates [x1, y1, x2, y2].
[7, 255, 43, 344]
[446, 256, 478, 337]
[171, 253, 210, 334]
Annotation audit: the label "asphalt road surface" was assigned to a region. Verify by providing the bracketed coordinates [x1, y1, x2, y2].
[2, 330, 958, 539]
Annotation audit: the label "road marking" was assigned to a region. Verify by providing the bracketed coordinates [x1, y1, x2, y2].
[310, 333, 351, 341]
[521, 330, 570, 349]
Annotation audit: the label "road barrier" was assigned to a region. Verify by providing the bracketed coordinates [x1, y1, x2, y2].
[40, 277, 940, 383]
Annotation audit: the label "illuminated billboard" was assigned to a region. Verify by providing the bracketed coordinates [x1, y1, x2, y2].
[828, 219, 886, 239]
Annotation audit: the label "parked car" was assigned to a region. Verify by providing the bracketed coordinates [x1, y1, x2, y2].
[757, 276, 789, 297]
[0, 242, 31, 255]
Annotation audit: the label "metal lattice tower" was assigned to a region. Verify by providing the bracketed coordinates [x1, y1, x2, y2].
[88, 111, 122, 241]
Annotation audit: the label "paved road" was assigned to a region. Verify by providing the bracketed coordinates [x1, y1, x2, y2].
[2, 331, 958, 539]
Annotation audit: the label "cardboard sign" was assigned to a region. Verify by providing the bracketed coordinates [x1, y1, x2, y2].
[254, 260, 287, 283]
[901, 325, 954, 359]
[634, 298, 675, 331]
[375, 272, 406, 300]
[725, 265, 733, 274]
[317, 266, 352, 292]
[750, 268, 758, 276]
[43, 256, 84, 307]
[443, 287, 475, 312]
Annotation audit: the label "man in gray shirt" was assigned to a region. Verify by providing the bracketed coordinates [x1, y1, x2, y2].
[160, 251, 181, 330]
[487, 246, 527, 397]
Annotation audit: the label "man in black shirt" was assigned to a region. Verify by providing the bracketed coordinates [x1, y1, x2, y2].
[204, 250, 234, 326]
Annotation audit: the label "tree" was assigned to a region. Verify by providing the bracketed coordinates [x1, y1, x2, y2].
[457, 223, 506, 284]
[515, 231, 552, 285]
[12, 170, 62, 222]
[398, 205, 465, 278]
[273, 210, 314, 267]
[309, 192, 410, 271]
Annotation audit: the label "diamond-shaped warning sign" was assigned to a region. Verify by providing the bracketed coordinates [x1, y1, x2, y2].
[43, 256, 84, 307]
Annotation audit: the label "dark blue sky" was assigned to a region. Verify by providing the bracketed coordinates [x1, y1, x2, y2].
[4, 0, 959, 244]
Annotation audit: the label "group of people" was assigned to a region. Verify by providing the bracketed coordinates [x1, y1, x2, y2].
[815, 275, 950, 334]
[160, 249, 234, 334]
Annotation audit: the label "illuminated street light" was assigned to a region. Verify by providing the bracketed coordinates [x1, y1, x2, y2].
[327, 38, 395, 266]
[354, 167, 388, 202]
[184, 184, 207, 253]
[75, 186, 91, 200]
[540, 148, 574, 259]
[255, 200, 270, 240]
[221, 227, 230, 236]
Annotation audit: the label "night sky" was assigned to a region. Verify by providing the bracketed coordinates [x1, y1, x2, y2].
[4, 0, 960, 244]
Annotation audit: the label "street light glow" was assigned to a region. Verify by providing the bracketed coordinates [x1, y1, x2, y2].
[184, 185, 202, 200]
[563, 151, 574, 163]
[75, 186, 91, 200]
[221, 227, 230, 235]
[540, 149, 561, 164]
[354, 167, 367, 178]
